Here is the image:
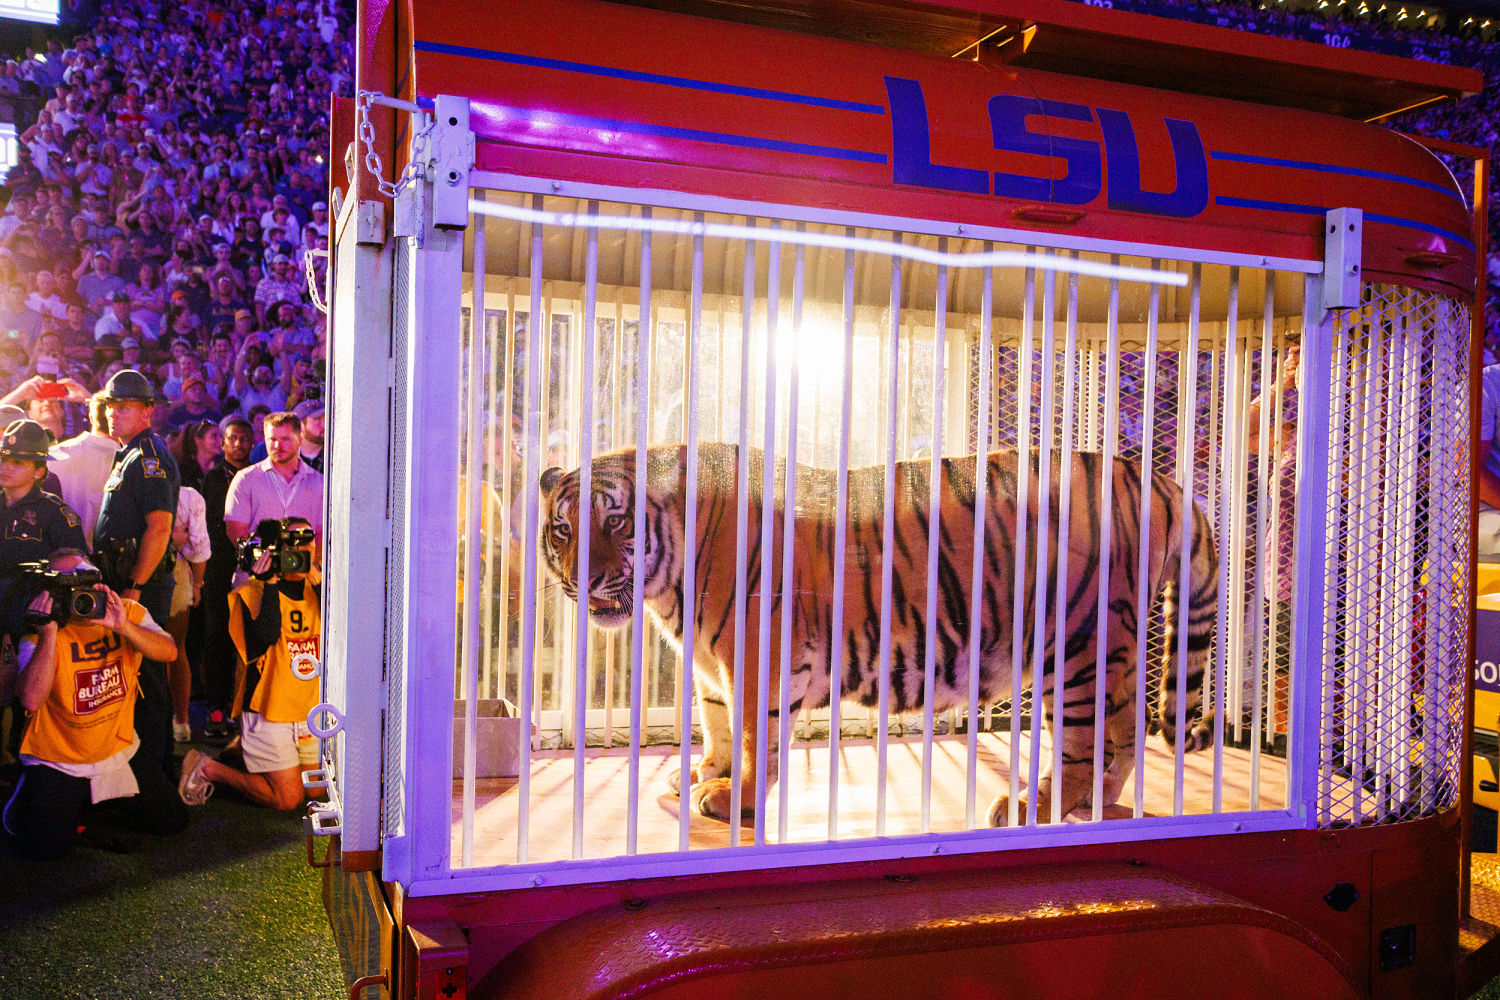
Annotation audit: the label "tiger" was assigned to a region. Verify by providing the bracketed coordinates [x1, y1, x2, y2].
[539, 442, 1217, 826]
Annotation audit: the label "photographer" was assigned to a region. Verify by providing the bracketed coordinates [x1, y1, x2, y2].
[1, 549, 184, 859]
[178, 517, 318, 810]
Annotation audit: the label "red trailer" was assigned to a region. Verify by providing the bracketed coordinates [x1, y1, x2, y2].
[312, 2, 1495, 997]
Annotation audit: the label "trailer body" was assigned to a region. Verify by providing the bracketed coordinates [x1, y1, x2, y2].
[316, 2, 1491, 997]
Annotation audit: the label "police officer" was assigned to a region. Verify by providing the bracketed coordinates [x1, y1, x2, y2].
[0, 419, 88, 763]
[94, 370, 179, 774]
[0, 419, 88, 637]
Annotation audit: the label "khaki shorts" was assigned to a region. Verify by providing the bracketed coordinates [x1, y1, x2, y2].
[239, 711, 320, 774]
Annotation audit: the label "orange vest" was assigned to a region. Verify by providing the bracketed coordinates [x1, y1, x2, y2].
[20, 600, 149, 765]
[229, 571, 321, 724]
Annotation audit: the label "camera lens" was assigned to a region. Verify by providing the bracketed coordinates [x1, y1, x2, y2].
[70, 589, 99, 619]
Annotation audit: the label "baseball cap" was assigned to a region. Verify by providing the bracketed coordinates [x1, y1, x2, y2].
[182, 376, 206, 391]
[121, 336, 139, 349]
[234, 308, 252, 319]
[293, 399, 323, 420]
[312, 201, 327, 211]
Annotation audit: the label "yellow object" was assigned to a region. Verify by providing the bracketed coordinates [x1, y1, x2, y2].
[21, 601, 149, 765]
[229, 570, 322, 724]
[1473, 564, 1500, 811]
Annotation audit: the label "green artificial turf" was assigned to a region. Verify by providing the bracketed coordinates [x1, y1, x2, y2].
[0, 753, 344, 1000]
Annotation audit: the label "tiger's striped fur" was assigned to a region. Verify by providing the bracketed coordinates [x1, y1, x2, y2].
[539, 442, 1217, 826]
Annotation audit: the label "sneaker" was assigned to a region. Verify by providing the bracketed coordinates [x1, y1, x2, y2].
[173, 720, 192, 743]
[203, 711, 228, 739]
[178, 749, 215, 806]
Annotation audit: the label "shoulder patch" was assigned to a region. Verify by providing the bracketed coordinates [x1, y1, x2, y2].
[61, 506, 80, 528]
[142, 457, 165, 478]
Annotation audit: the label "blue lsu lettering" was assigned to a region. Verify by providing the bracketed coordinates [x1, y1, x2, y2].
[883, 76, 1209, 218]
[70, 632, 123, 662]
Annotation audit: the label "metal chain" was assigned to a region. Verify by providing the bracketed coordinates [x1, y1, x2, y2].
[305, 246, 330, 316]
[356, 90, 432, 200]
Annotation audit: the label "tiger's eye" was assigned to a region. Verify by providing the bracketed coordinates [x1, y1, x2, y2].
[605, 514, 627, 533]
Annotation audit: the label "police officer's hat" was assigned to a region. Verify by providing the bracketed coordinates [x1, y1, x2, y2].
[0, 419, 53, 462]
[99, 369, 163, 404]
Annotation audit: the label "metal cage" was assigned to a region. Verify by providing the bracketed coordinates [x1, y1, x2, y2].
[328, 175, 1472, 893]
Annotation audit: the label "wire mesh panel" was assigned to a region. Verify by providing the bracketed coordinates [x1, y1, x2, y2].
[1316, 284, 1471, 827]
[385, 237, 411, 841]
[423, 186, 1466, 883]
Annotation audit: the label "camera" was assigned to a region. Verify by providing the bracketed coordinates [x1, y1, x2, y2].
[17, 562, 107, 626]
[237, 518, 315, 579]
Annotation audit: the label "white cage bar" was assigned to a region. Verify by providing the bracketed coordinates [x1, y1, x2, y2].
[405, 182, 1472, 892]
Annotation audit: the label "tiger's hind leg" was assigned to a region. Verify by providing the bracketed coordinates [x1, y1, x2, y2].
[986, 654, 1104, 826]
[1098, 641, 1141, 809]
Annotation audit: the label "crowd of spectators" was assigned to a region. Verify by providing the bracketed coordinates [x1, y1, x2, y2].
[0, 0, 348, 854]
[0, 0, 347, 429]
[1098, 0, 1500, 349]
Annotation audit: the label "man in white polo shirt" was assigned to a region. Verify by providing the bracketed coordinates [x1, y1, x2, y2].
[223, 411, 322, 585]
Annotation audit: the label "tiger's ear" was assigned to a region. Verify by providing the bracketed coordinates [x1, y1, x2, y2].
[540, 466, 562, 495]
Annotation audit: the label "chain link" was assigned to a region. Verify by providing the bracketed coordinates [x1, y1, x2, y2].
[356, 90, 433, 200]
[305, 246, 330, 316]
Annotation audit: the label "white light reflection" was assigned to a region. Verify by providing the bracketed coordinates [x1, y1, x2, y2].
[468, 198, 1190, 286]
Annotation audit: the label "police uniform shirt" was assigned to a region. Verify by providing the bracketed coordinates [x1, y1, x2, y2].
[0, 483, 87, 636]
[0, 482, 86, 569]
[94, 428, 180, 558]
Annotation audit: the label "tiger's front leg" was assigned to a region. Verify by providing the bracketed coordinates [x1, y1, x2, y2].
[685, 621, 816, 823]
[667, 668, 734, 796]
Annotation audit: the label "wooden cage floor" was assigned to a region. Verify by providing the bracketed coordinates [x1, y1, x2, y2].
[450, 732, 1288, 868]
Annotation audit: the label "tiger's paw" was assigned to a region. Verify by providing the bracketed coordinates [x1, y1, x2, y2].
[1183, 718, 1214, 753]
[666, 760, 729, 796]
[986, 795, 1028, 827]
[689, 778, 755, 822]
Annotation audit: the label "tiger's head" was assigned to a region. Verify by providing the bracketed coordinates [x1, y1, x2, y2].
[538, 448, 680, 629]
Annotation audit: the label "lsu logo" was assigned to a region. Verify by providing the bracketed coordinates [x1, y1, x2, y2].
[74, 658, 126, 715]
[884, 76, 1209, 218]
[70, 631, 123, 662]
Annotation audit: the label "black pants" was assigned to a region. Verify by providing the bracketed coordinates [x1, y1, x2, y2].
[2, 752, 189, 860]
[201, 576, 235, 716]
[132, 581, 175, 775]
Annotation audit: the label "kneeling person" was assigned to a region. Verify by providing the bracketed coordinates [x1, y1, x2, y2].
[1, 550, 185, 859]
[179, 518, 320, 810]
